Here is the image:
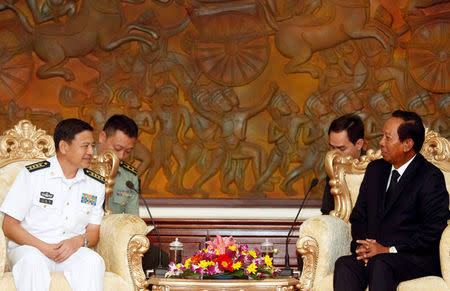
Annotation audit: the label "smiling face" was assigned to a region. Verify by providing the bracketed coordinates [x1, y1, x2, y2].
[59, 130, 95, 173]
[329, 130, 363, 159]
[99, 129, 137, 161]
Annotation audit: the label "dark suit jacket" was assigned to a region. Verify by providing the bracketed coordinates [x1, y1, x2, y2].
[350, 153, 449, 269]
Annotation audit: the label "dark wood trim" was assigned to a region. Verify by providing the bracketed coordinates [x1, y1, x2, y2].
[140, 198, 322, 208]
[144, 218, 304, 268]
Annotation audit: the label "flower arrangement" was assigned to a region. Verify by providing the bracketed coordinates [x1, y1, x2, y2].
[165, 235, 280, 280]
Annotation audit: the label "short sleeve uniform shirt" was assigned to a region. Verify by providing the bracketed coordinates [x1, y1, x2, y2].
[0, 155, 105, 249]
[108, 161, 139, 215]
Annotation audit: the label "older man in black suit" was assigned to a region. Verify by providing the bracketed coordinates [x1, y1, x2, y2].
[334, 110, 449, 291]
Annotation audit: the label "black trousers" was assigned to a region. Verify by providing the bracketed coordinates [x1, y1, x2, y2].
[333, 253, 441, 291]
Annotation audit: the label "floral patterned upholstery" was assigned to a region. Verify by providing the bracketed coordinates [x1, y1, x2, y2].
[0, 120, 150, 291]
[297, 129, 450, 291]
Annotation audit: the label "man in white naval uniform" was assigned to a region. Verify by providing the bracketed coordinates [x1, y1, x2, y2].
[0, 118, 105, 291]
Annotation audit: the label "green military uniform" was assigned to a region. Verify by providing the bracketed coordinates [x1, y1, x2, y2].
[108, 161, 140, 215]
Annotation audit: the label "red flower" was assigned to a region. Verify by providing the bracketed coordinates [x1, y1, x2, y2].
[191, 254, 204, 265]
[215, 255, 234, 272]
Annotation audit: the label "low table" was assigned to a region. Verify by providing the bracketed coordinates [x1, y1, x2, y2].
[147, 277, 299, 291]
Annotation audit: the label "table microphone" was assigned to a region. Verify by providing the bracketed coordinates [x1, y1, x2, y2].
[126, 180, 166, 276]
[280, 178, 319, 277]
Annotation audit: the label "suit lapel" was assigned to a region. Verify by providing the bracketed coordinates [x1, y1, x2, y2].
[383, 154, 424, 214]
[377, 161, 392, 216]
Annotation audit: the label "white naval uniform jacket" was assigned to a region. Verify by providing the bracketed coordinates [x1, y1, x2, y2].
[0, 155, 105, 249]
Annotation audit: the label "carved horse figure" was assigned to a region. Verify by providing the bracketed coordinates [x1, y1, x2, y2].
[0, 0, 158, 81]
[271, 0, 394, 76]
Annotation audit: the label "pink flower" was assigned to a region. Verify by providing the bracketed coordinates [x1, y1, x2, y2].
[206, 235, 237, 255]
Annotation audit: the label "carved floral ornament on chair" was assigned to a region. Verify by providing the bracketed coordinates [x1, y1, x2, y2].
[165, 235, 280, 280]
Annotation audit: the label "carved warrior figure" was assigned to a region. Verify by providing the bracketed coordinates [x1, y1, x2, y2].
[142, 81, 192, 194]
[280, 93, 336, 195]
[190, 82, 278, 195]
[251, 91, 308, 192]
[132, 8, 195, 98]
[185, 107, 222, 196]
[116, 87, 154, 177]
[0, 0, 158, 81]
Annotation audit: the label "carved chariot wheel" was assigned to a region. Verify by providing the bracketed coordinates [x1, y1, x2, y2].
[193, 13, 270, 87]
[407, 18, 450, 93]
[0, 19, 34, 101]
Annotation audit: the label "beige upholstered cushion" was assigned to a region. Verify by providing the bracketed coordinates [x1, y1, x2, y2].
[444, 171, 450, 209]
[398, 276, 449, 291]
[0, 162, 29, 206]
[344, 173, 365, 209]
[0, 161, 38, 275]
[440, 226, 450, 284]
[95, 213, 149, 286]
[299, 216, 351, 280]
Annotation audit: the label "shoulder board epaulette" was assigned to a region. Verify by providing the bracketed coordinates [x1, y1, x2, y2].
[26, 161, 50, 172]
[83, 168, 105, 184]
[120, 161, 138, 175]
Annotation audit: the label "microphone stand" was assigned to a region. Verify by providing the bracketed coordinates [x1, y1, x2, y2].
[279, 178, 319, 277]
[126, 180, 167, 277]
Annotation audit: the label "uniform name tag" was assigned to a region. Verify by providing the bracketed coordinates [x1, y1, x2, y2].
[40, 191, 54, 198]
[81, 193, 97, 206]
[39, 198, 53, 205]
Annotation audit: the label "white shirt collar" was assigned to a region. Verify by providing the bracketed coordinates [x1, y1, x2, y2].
[390, 154, 416, 178]
[48, 155, 86, 182]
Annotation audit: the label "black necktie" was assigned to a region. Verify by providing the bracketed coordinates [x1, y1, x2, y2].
[385, 170, 400, 208]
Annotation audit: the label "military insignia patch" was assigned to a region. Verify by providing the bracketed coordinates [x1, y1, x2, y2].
[83, 169, 105, 184]
[26, 161, 50, 172]
[39, 198, 53, 205]
[120, 161, 138, 175]
[81, 193, 97, 206]
[118, 190, 133, 197]
[40, 191, 54, 198]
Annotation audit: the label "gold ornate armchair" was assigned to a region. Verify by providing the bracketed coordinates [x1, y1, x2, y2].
[0, 120, 150, 291]
[296, 129, 450, 291]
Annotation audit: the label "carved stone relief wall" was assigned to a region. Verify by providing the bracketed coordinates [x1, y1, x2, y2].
[0, 0, 448, 200]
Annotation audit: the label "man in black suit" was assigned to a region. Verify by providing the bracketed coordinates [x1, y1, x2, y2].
[334, 110, 449, 291]
[321, 114, 365, 214]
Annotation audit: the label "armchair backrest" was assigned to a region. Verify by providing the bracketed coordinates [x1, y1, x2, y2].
[0, 120, 119, 272]
[326, 129, 450, 223]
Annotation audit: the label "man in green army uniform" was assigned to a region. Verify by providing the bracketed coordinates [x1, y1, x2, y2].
[97, 115, 140, 215]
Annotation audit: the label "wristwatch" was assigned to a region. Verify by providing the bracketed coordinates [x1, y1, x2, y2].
[83, 234, 89, 248]
[388, 246, 397, 253]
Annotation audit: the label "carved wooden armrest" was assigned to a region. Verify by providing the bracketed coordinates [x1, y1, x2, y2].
[296, 215, 351, 291]
[297, 235, 318, 291]
[95, 214, 150, 291]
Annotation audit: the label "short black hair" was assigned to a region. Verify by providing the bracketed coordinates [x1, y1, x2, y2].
[54, 119, 93, 153]
[392, 110, 425, 153]
[103, 115, 138, 138]
[328, 114, 364, 145]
